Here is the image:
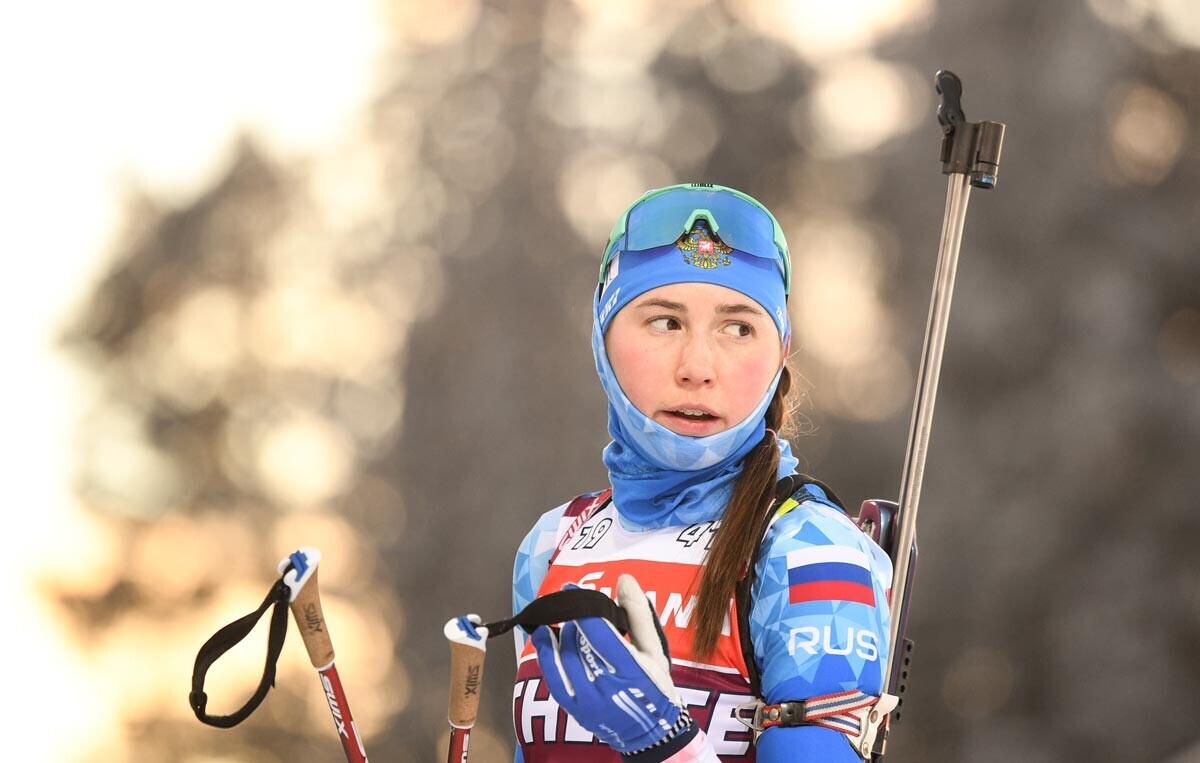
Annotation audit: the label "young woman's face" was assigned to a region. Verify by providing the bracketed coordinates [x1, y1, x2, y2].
[605, 282, 786, 437]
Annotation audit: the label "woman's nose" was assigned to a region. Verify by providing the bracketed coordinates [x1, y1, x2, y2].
[676, 335, 716, 386]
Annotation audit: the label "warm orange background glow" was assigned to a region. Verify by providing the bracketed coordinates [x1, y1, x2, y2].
[5, 1, 1199, 760]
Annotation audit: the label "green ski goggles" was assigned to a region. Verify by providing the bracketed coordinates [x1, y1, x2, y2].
[599, 183, 792, 296]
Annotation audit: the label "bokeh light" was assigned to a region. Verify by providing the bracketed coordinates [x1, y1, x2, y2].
[1088, 0, 1200, 49]
[1106, 82, 1187, 185]
[806, 57, 928, 157]
[729, 0, 933, 63]
[792, 218, 891, 367]
[559, 148, 673, 246]
[385, 0, 481, 46]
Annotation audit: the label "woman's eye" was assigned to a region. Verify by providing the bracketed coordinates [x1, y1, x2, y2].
[722, 322, 753, 338]
[648, 316, 682, 331]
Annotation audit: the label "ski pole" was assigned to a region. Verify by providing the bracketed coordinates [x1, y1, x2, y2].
[876, 71, 1005, 757]
[444, 615, 489, 763]
[191, 547, 371, 760]
[280, 548, 370, 763]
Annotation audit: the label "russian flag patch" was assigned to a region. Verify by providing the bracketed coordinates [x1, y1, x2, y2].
[786, 546, 876, 607]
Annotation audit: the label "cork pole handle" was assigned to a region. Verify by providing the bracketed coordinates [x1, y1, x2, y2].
[278, 547, 335, 668]
[448, 640, 486, 727]
[444, 616, 488, 763]
[290, 566, 335, 668]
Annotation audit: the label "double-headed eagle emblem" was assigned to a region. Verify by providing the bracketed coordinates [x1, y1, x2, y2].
[677, 219, 732, 269]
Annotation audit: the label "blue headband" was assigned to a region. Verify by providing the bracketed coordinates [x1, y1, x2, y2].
[597, 220, 790, 340]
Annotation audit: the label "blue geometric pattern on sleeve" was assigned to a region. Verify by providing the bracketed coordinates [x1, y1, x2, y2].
[511, 502, 570, 659]
[750, 499, 893, 705]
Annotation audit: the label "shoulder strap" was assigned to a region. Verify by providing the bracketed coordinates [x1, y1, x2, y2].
[548, 489, 613, 567]
[734, 474, 848, 700]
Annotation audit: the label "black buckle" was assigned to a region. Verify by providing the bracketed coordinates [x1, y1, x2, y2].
[767, 701, 809, 726]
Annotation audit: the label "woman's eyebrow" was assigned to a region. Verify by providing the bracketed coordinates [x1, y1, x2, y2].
[634, 298, 688, 312]
[716, 303, 763, 316]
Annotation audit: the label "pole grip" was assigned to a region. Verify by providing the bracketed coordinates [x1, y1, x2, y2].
[448, 640, 485, 727]
[445, 616, 488, 729]
[290, 567, 336, 668]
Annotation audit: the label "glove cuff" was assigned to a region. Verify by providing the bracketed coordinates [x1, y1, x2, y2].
[621, 710, 697, 762]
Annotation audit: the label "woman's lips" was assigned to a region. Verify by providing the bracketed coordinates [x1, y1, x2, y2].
[660, 410, 724, 435]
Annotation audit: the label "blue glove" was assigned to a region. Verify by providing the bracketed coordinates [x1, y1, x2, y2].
[531, 575, 695, 756]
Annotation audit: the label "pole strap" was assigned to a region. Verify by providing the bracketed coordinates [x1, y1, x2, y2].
[189, 577, 292, 728]
[481, 588, 630, 639]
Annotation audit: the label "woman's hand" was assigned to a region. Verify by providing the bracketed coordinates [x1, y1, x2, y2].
[531, 575, 695, 757]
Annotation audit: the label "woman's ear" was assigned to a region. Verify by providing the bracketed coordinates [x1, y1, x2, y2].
[781, 332, 791, 366]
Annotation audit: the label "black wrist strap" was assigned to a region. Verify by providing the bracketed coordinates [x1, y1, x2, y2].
[189, 578, 292, 728]
[483, 588, 630, 639]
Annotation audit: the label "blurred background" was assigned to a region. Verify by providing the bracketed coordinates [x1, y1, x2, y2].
[4, 0, 1198, 760]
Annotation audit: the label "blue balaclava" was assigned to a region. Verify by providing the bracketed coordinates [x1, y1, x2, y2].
[593, 185, 800, 529]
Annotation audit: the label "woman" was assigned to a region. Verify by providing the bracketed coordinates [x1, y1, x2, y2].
[511, 184, 893, 762]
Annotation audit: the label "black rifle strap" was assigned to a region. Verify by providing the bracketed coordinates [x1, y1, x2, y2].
[483, 587, 630, 639]
[190, 577, 292, 728]
[735, 474, 848, 700]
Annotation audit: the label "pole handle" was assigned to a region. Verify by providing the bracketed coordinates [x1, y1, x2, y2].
[280, 547, 335, 668]
[290, 568, 336, 667]
[445, 616, 489, 729]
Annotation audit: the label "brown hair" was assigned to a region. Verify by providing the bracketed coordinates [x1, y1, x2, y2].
[690, 365, 797, 658]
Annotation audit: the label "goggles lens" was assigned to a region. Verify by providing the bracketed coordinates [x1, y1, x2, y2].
[600, 184, 790, 294]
